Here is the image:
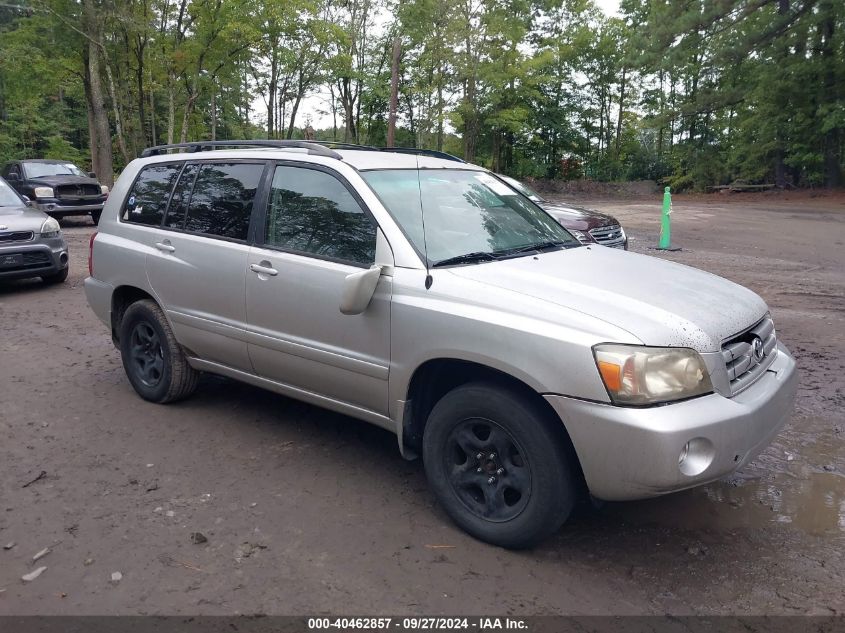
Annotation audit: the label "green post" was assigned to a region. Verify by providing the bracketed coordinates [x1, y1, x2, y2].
[658, 186, 672, 249]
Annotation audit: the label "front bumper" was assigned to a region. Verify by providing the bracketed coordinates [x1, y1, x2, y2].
[545, 342, 798, 501]
[0, 238, 68, 280]
[35, 200, 104, 216]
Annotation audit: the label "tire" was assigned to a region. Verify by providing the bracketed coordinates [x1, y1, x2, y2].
[423, 382, 577, 549]
[91, 210, 102, 225]
[119, 299, 199, 403]
[41, 267, 69, 284]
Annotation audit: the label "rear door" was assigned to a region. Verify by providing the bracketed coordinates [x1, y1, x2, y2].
[145, 160, 269, 372]
[244, 162, 391, 416]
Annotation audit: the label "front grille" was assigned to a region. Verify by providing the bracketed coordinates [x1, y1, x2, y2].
[0, 231, 34, 243]
[722, 314, 777, 395]
[56, 184, 101, 199]
[0, 250, 51, 272]
[589, 224, 626, 248]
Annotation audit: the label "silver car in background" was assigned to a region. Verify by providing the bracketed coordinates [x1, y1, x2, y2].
[0, 176, 69, 284]
[84, 141, 797, 548]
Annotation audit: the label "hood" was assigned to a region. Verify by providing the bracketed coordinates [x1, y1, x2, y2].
[0, 204, 50, 231]
[27, 174, 100, 187]
[540, 201, 618, 231]
[448, 246, 767, 352]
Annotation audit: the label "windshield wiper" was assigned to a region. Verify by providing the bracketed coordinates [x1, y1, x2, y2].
[432, 251, 500, 268]
[497, 240, 572, 257]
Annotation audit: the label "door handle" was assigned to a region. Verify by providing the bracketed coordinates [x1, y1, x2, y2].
[249, 263, 278, 276]
[155, 240, 175, 253]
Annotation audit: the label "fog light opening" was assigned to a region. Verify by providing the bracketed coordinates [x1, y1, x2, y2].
[678, 437, 715, 477]
[60, 253, 68, 265]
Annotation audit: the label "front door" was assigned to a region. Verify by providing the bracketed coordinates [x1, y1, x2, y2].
[245, 163, 391, 416]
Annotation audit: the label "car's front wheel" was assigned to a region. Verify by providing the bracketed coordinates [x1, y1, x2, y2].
[119, 299, 199, 403]
[91, 210, 102, 225]
[423, 382, 577, 549]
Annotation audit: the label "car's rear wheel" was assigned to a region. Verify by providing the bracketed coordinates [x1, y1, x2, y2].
[91, 210, 102, 225]
[422, 382, 577, 549]
[119, 299, 199, 403]
[41, 267, 68, 284]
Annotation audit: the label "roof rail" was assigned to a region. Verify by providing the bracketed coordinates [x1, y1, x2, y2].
[311, 141, 466, 163]
[316, 141, 379, 151]
[140, 140, 342, 160]
[379, 147, 466, 163]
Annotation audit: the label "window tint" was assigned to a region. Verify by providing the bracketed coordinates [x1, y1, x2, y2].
[123, 164, 182, 225]
[265, 166, 376, 265]
[163, 163, 199, 229]
[184, 163, 263, 241]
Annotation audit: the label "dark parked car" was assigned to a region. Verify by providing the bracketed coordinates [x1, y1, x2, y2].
[1, 159, 108, 225]
[0, 176, 69, 283]
[498, 175, 627, 249]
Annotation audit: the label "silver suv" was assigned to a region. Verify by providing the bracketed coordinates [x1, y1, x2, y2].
[85, 141, 797, 548]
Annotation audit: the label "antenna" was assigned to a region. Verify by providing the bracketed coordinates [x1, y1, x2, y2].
[415, 154, 433, 289]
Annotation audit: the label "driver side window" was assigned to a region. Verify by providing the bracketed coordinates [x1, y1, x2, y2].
[264, 166, 376, 266]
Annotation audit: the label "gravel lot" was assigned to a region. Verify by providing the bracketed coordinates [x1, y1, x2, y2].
[1, 192, 843, 615]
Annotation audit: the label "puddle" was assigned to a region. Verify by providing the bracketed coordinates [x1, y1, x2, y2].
[603, 417, 845, 536]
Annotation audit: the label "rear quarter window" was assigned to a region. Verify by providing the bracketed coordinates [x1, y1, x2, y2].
[122, 163, 183, 226]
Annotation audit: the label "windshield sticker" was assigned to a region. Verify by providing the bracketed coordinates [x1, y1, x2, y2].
[475, 173, 516, 196]
[132, 206, 143, 215]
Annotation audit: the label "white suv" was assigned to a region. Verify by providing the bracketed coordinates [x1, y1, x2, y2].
[85, 141, 797, 548]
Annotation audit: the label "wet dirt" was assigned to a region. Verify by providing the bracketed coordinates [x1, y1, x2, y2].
[0, 193, 843, 615]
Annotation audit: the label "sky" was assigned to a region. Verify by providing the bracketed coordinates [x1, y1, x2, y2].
[595, 0, 621, 16]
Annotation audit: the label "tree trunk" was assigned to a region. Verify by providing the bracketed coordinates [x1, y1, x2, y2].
[84, 36, 114, 186]
[387, 37, 401, 147]
[615, 66, 626, 159]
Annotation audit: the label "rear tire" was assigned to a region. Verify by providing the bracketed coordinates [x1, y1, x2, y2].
[41, 267, 68, 284]
[422, 382, 577, 549]
[119, 299, 199, 403]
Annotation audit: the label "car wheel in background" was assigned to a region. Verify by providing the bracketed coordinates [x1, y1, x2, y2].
[119, 299, 199, 404]
[91, 210, 102, 225]
[422, 381, 577, 549]
[41, 267, 69, 284]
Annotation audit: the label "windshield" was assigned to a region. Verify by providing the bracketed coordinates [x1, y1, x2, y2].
[25, 162, 86, 178]
[362, 169, 578, 265]
[498, 175, 544, 202]
[0, 178, 23, 207]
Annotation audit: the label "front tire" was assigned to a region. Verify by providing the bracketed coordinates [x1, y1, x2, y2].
[119, 299, 199, 403]
[91, 210, 102, 225]
[423, 382, 577, 549]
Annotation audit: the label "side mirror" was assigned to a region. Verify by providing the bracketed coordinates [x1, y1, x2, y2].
[340, 265, 382, 315]
[21, 195, 32, 207]
[88, 172, 97, 179]
[6, 173, 19, 182]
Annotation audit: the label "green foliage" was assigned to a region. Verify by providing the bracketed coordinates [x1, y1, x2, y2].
[0, 0, 840, 188]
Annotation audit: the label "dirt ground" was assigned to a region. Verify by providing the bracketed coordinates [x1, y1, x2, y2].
[0, 192, 843, 616]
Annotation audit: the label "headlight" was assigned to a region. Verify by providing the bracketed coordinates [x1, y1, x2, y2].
[566, 228, 591, 244]
[34, 186, 55, 199]
[100, 185, 110, 195]
[593, 344, 713, 405]
[40, 216, 61, 238]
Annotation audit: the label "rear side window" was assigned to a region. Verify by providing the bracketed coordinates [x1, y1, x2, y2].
[183, 163, 263, 241]
[123, 164, 182, 225]
[265, 166, 376, 265]
[163, 163, 199, 229]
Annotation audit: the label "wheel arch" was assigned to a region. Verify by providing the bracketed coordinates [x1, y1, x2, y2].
[400, 358, 584, 486]
[110, 285, 158, 345]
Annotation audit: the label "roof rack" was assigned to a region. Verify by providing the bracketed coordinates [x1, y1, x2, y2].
[314, 142, 466, 163]
[140, 140, 342, 159]
[379, 147, 465, 163]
